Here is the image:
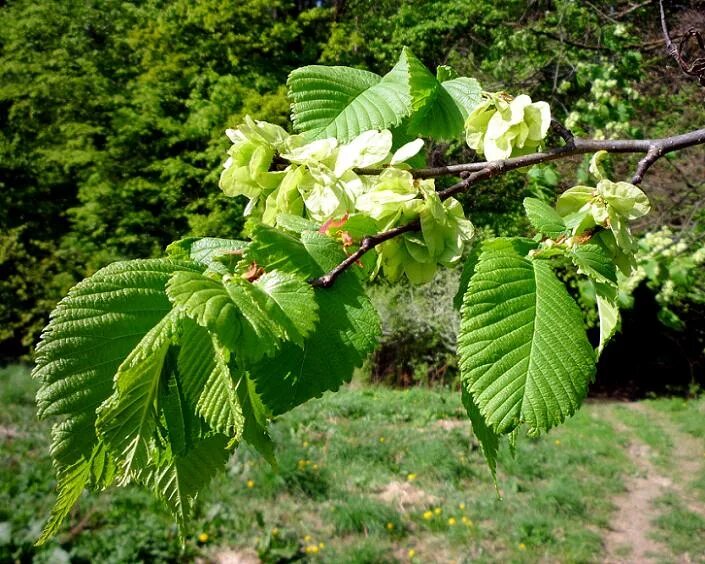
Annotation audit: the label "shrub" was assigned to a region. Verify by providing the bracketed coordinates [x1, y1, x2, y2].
[367, 268, 461, 387]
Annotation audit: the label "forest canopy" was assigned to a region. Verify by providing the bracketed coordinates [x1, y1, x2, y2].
[1, 0, 704, 376]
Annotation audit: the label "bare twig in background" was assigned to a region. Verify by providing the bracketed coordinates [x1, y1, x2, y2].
[660, 0, 705, 85]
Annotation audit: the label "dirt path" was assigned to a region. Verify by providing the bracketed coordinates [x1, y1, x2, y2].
[600, 402, 705, 563]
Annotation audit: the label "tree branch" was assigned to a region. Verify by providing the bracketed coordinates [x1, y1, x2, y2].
[659, 0, 677, 58]
[358, 128, 705, 181]
[313, 126, 705, 288]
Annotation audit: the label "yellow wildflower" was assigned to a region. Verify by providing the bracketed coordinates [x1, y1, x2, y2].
[305, 544, 319, 554]
[408, 548, 416, 558]
[519, 543, 527, 551]
[318, 542, 325, 549]
[458, 502, 465, 510]
[386, 522, 395, 530]
[433, 507, 442, 515]
[422, 510, 433, 520]
[197, 532, 209, 543]
[448, 517, 457, 526]
[554, 439, 561, 446]
[271, 528, 279, 537]
[246, 479, 255, 488]
[379, 437, 386, 443]
[303, 441, 309, 448]
[462, 516, 473, 527]
[312, 463, 319, 471]
[407, 473, 416, 482]
[304, 534, 312, 542]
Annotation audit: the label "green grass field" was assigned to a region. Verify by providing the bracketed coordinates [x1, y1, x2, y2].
[1, 364, 704, 563]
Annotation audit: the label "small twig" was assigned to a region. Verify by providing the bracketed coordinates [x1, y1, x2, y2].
[681, 194, 705, 233]
[660, 0, 677, 57]
[528, 29, 606, 52]
[584, 0, 619, 24]
[550, 118, 575, 145]
[614, 0, 653, 20]
[310, 220, 419, 288]
[666, 157, 698, 190]
[62, 508, 96, 543]
[632, 145, 662, 184]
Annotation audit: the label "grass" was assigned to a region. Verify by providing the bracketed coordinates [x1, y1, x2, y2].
[1, 363, 704, 563]
[652, 493, 705, 560]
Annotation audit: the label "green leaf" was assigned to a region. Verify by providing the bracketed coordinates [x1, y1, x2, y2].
[48, 414, 97, 468]
[523, 197, 567, 238]
[245, 224, 323, 279]
[461, 387, 499, 485]
[161, 368, 191, 456]
[275, 213, 319, 234]
[237, 373, 277, 468]
[224, 281, 289, 360]
[595, 282, 620, 357]
[482, 236, 539, 257]
[35, 259, 200, 421]
[441, 78, 484, 120]
[96, 310, 182, 480]
[556, 185, 594, 217]
[34, 259, 201, 478]
[177, 319, 222, 419]
[251, 271, 319, 347]
[300, 229, 350, 271]
[147, 351, 233, 533]
[168, 256, 319, 362]
[249, 254, 380, 415]
[571, 243, 618, 285]
[142, 434, 231, 532]
[35, 459, 91, 546]
[166, 237, 247, 270]
[166, 271, 242, 352]
[88, 441, 116, 491]
[458, 242, 595, 435]
[404, 49, 482, 140]
[592, 230, 635, 276]
[173, 319, 243, 440]
[288, 55, 412, 142]
[196, 339, 244, 438]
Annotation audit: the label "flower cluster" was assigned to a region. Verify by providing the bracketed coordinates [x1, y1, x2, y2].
[556, 151, 650, 274]
[219, 118, 473, 284]
[302, 534, 325, 555]
[364, 170, 474, 284]
[420, 504, 474, 530]
[465, 93, 551, 161]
